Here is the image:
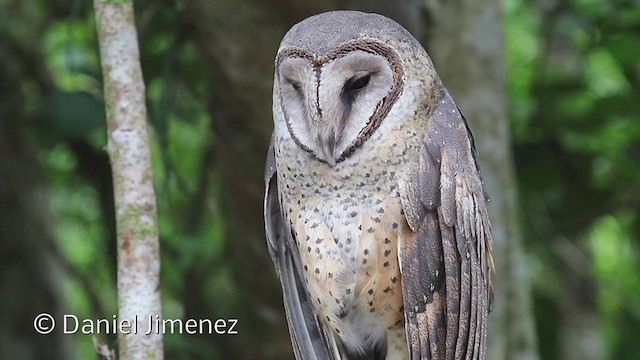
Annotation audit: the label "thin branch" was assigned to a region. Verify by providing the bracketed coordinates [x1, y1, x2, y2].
[93, 0, 163, 358]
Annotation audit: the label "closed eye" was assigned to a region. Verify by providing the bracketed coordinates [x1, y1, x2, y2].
[347, 73, 371, 91]
[290, 81, 301, 92]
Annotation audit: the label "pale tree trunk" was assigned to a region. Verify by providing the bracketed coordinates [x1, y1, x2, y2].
[94, 1, 163, 359]
[422, 0, 539, 359]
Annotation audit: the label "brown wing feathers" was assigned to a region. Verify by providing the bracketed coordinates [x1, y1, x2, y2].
[399, 88, 493, 360]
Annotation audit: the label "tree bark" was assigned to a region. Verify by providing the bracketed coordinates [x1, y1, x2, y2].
[422, 0, 539, 359]
[94, 1, 163, 358]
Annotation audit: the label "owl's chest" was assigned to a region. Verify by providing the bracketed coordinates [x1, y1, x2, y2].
[276, 134, 408, 263]
[277, 149, 405, 281]
[275, 136, 418, 345]
[283, 180, 407, 348]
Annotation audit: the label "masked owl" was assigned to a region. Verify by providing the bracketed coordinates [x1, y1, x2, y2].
[264, 10, 494, 360]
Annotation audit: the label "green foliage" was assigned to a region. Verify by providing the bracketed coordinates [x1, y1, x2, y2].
[2, 0, 638, 358]
[5, 0, 229, 357]
[43, 19, 101, 92]
[591, 213, 640, 357]
[507, 0, 640, 358]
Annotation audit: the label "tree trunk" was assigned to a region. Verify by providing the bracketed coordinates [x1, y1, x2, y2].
[184, 1, 299, 357]
[422, 0, 539, 359]
[555, 238, 605, 360]
[94, 1, 163, 358]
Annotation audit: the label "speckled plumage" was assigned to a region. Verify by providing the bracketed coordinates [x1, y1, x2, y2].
[265, 11, 494, 360]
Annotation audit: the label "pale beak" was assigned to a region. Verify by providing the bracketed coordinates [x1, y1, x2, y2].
[319, 133, 336, 166]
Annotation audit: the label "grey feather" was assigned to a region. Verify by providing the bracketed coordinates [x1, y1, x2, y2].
[268, 10, 493, 360]
[264, 141, 334, 360]
[398, 87, 493, 360]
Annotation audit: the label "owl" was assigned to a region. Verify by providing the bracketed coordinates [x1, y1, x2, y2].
[264, 11, 494, 360]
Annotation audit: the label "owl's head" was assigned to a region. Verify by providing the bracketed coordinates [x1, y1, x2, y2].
[274, 11, 434, 166]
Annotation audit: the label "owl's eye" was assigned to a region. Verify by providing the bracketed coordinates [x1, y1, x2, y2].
[348, 74, 371, 91]
[290, 81, 302, 92]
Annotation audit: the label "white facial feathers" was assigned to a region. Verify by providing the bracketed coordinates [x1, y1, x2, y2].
[278, 58, 318, 156]
[277, 50, 395, 166]
[319, 51, 393, 161]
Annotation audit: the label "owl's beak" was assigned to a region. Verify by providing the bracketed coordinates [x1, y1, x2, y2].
[319, 133, 336, 166]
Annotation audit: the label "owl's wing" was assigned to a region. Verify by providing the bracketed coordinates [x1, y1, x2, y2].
[264, 136, 337, 360]
[398, 88, 494, 360]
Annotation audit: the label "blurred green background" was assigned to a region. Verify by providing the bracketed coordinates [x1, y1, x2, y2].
[0, 0, 638, 359]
